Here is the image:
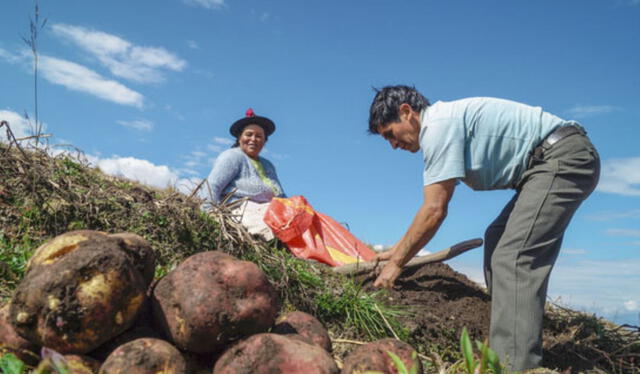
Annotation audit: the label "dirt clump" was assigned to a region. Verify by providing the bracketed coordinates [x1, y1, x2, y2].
[360, 262, 490, 354]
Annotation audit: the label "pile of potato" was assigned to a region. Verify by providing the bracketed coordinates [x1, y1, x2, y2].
[0, 230, 422, 374]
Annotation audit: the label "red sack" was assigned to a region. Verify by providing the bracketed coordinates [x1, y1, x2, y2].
[264, 196, 376, 266]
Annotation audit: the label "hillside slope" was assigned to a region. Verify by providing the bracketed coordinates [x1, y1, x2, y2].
[1, 141, 638, 373]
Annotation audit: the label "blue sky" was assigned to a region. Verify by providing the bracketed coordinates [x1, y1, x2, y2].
[1, 0, 639, 326]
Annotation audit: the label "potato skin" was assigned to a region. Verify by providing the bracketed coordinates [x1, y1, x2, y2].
[99, 338, 187, 374]
[272, 311, 332, 352]
[213, 333, 339, 374]
[152, 251, 280, 354]
[107, 233, 156, 287]
[0, 304, 39, 364]
[9, 231, 151, 354]
[341, 338, 423, 374]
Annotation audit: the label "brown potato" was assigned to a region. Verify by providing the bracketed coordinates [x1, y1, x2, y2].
[152, 251, 280, 354]
[99, 338, 186, 374]
[213, 333, 339, 374]
[341, 338, 423, 374]
[272, 311, 332, 352]
[9, 231, 153, 354]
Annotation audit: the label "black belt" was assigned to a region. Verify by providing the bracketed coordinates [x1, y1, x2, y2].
[541, 124, 586, 148]
[530, 124, 586, 162]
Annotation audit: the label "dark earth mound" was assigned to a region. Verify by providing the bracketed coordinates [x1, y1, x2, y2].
[360, 262, 639, 373]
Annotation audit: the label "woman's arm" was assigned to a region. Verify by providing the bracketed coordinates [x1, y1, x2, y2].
[206, 150, 242, 204]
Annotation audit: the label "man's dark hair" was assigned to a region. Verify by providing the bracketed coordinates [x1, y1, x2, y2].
[368, 85, 430, 134]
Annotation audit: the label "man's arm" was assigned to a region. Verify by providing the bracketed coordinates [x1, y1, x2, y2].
[373, 178, 456, 288]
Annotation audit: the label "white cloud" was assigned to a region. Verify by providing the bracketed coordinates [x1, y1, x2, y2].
[606, 228, 640, 238]
[97, 156, 178, 189]
[213, 137, 234, 145]
[548, 258, 640, 321]
[208, 144, 224, 153]
[193, 69, 215, 80]
[597, 157, 640, 196]
[451, 254, 640, 325]
[183, 0, 225, 9]
[0, 48, 23, 64]
[39, 55, 144, 108]
[566, 104, 619, 119]
[624, 300, 639, 312]
[585, 209, 640, 221]
[117, 119, 154, 132]
[562, 248, 587, 255]
[0, 110, 33, 141]
[187, 40, 200, 50]
[1, 47, 142, 107]
[207, 137, 234, 153]
[191, 150, 207, 158]
[51, 23, 186, 84]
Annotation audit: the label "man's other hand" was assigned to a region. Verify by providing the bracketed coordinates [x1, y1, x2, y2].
[373, 260, 403, 289]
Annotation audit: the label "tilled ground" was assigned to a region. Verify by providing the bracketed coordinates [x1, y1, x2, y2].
[359, 262, 639, 373]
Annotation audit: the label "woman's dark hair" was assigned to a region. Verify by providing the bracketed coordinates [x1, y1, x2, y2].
[368, 85, 430, 134]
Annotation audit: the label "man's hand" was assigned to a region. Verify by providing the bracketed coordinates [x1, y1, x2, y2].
[373, 260, 403, 289]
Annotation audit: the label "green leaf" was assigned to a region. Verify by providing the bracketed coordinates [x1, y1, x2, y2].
[0, 353, 26, 374]
[475, 340, 489, 374]
[460, 327, 477, 374]
[386, 350, 409, 374]
[485, 345, 502, 374]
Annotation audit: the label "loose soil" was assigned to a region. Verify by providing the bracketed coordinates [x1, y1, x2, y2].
[361, 263, 490, 359]
[359, 262, 639, 373]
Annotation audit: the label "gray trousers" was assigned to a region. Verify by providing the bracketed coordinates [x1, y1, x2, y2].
[483, 131, 600, 371]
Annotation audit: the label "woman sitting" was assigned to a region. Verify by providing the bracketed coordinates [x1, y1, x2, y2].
[206, 108, 286, 239]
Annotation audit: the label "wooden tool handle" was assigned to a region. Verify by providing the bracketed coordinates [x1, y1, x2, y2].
[332, 238, 483, 276]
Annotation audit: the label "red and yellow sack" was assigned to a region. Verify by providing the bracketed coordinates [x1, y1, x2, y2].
[264, 196, 376, 266]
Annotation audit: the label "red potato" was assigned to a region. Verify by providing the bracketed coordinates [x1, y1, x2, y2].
[99, 338, 187, 374]
[341, 338, 423, 374]
[272, 311, 332, 352]
[152, 251, 280, 354]
[213, 333, 339, 374]
[0, 304, 39, 364]
[88, 301, 160, 361]
[9, 231, 154, 354]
